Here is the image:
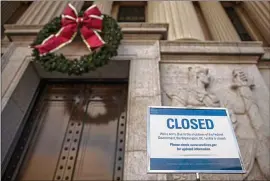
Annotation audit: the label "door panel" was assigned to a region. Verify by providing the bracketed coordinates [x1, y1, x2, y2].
[12, 83, 127, 181]
[18, 101, 73, 180]
[73, 102, 121, 180]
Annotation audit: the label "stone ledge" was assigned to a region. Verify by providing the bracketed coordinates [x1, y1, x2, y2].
[160, 41, 264, 64]
[160, 41, 264, 55]
[160, 55, 259, 64]
[4, 23, 168, 42]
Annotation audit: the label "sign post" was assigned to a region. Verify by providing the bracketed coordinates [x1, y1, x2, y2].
[147, 106, 245, 177]
[196, 173, 200, 181]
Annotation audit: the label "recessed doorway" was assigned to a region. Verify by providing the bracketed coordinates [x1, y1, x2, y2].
[3, 81, 127, 181]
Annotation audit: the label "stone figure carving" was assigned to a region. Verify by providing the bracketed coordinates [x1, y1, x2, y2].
[164, 67, 269, 180]
[166, 66, 220, 108]
[223, 69, 270, 180]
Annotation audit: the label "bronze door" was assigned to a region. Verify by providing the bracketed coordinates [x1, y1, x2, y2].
[15, 83, 127, 181]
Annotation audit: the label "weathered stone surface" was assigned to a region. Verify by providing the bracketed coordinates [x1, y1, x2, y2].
[160, 63, 270, 180]
[126, 96, 160, 151]
[123, 41, 165, 180]
[128, 59, 161, 98]
[124, 151, 157, 180]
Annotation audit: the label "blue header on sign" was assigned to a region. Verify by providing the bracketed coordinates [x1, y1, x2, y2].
[150, 108, 227, 116]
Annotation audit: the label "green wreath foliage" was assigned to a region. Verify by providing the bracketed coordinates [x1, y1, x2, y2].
[31, 14, 123, 75]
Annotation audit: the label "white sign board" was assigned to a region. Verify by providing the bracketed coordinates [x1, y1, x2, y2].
[147, 106, 245, 174]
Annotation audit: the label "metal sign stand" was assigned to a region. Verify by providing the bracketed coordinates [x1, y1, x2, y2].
[196, 173, 200, 181]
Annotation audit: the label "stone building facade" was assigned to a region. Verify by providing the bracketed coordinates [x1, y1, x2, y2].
[1, 1, 270, 181]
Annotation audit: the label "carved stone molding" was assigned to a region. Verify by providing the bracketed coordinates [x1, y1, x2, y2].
[160, 64, 269, 180]
[160, 41, 264, 64]
[4, 23, 168, 42]
[227, 69, 270, 180]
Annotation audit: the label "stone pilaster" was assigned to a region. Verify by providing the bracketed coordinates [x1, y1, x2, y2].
[94, 1, 113, 15]
[125, 60, 162, 180]
[16, 1, 84, 25]
[118, 41, 166, 180]
[242, 1, 270, 44]
[199, 1, 241, 41]
[148, 1, 205, 41]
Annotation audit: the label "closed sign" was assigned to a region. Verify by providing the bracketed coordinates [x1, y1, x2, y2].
[147, 106, 245, 174]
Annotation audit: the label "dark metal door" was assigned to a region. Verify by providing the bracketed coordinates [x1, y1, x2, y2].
[15, 83, 127, 181]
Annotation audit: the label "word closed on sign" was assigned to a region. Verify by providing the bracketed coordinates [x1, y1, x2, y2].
[166, 118, 214, 129]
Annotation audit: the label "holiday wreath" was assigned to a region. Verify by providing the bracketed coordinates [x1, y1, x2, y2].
[30, 3, 123, 75]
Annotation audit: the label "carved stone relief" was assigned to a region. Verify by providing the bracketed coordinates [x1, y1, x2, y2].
[222, 69, 270, 180]
[160, 64, 270, 180]
[165, 66, 220, 108]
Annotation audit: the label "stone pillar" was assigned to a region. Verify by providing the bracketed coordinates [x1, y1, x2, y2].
[147, 1, 159, 23]
[124, 53, 164, 180]
[162, 1, 176, 40]
[171, 1, 205, 41]
[94, 1, 113, 15]
[199, 1, 241, 41]
[16, 1, 84, 25]
[148, 1, 174, 39]
[242, 1, 270, 44]
[234, 6, 266, 44]
[148, 1, 175, 40]
[148, 1, 205, 41]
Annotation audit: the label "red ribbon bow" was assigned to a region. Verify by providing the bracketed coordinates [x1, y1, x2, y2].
[34, 3, 105, 55]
